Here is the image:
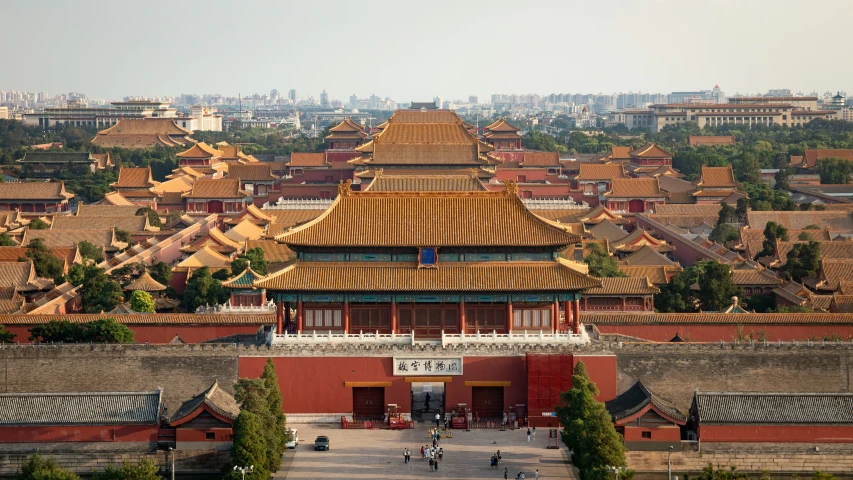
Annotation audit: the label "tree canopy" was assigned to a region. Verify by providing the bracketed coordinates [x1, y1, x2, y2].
[0, 324, 16, 343]
[781, 241, 821, 283]
[583, 243, 626, 278]
[135, 207, 162, 229]
[817, 157, 853, 184]
[129, 290, 155, 313]
[29, 318, 134, 343]
[181, 266, 229, 311]
[77, 240, 104, 262]
[231, 247, 269, 276]
[555, 361, 626, 480]
[756, 221, 789, 259]
[91, 459, 161, 480]
[79, 264, 124, 313]
[21, 238, 64, 280]
[18, 453, 80, 480]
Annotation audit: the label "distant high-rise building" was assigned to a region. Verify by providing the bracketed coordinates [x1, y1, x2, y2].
[469, 95, 478, 105]
[288, 89, 296, 102]
[270, 89, 280, 103]
[766, 89, 792, 97]
[434, 96, 443, 110]
[320, 90, 329, 107]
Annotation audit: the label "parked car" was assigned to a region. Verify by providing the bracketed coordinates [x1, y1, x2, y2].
[285, 429, 298, 449]
[314, 435, 330, 451]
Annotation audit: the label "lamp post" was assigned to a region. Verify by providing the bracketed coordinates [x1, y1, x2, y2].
[607, 465, 625, 480]
[668, 445, 674, 480]
[234, 465, 254, 480]
[168, 447, 175, 480]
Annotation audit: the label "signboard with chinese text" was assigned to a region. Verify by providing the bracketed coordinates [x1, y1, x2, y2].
[393, 357, 463, 375]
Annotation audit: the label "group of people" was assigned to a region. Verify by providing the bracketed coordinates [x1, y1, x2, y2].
[416, 443, 444, 472]
[489, 450, 502, 469]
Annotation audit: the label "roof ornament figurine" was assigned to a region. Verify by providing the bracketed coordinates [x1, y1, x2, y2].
[503, 179, 519, 197]
[338, 179, 353, 197]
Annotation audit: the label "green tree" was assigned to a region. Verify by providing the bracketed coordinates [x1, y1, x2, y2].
[28, 218, 48, 230]
[696, 261, 742, 312]
[781, 241, 821, 283]
[774, 167, 790, 191]
[756, 221, 789, 259]
[22, 238, 64, 280]
[655, 264, 702, 313]
[80, 265, 124, 313]
[733, 151, 762, 184]
[135, 207, 163, 229]
[234, 377, 280, 473]
[29, 320, 86, 343]
[228, 411, 269, 480]
[0, 232, 15, 246]
[81, 318, 134, 343]
[114, 228, 132, 244]
[147, 262, 172, 285]
[129, 290, 155, 313]
[64, 263, 86, 286]
[180, 266, 229, 311]
[231, 247, 269, 276]
[92, 459, 161, 480]
[555, 361, 625, 480]
[584, 243, 627, 278]
[735, 198, 749, 220]
[0, 324, 16, 343]
[716, 202, 736, 225]
[709, 223, 738, 244]
[77, 240, 104, 262]
[817, 157, 853, 184]
[261, 359, 287, 468]
[18, 453, 81, 479]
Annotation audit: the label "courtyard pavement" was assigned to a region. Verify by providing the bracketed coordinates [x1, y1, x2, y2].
[276, 424, 577, 479]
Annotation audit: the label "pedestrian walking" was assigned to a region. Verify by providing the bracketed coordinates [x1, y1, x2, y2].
[490, 455, 497, 470]
[423, 445, 428, 461]
[516, 472, 522, 480]
[496, 450, 502, 464]
[532, 427, 536, 439]
[504, 467, 508, 479]
[429, 457, 434, 472]
[425, 392, 431, 409]
[404, 448, 409, 463]
[434, 456, 439, 472]
[435, 412, 441, 428]
[534, 469, 539, 479]
[527, 427, 531, 442]
[438, 447, 443, 461]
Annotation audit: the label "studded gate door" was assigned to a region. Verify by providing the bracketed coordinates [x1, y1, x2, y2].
[472, 387, 504, 419]
[352, 387, 385, 420]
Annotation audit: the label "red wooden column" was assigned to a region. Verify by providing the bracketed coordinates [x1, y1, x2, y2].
[459, 300, 466, 335]
[296, 300, 303, 334]
[572, 300, 581, 334]
[506, 301, 514, 334]
[275, 300, 284, 335]
[563, 300, 572, 333]
[343, 299, 350, 334]
[621, 296, 627, 312]
[284, 302, 291, 331]
[552, 300, 559, 334]
[390, 301, 397, 334]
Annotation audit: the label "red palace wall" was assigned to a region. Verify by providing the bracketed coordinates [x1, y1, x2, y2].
[595, 324, 853, 342]
[0, 425, 158, 443]
[699, 425, 853, 443]
[238, 354, 617, 416]
[325, 151, 362, 163]
[176, 428, 232, 442]
[4, 325, 263, 344]
[623, 425, 681, 442]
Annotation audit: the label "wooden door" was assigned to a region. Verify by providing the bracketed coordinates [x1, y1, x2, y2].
[472, 387, 504, 419]
[207, 200, 224, 213]
[352, 387, 384, 420]
[406, 305, 458, 338]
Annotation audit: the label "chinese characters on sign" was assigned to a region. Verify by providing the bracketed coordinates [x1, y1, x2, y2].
[392, 357, 464, 376]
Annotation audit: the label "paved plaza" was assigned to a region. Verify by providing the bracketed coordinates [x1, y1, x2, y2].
[277, 424, 577, 479]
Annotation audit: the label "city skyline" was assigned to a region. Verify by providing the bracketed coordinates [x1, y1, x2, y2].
[2, 0, 852, 102]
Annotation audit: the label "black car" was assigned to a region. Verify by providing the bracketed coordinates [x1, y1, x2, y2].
[314, 435, 330, 451]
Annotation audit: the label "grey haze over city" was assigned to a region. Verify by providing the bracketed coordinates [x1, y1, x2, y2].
[2, 0, 852, 101]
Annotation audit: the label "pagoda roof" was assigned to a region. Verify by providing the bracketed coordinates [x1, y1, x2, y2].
[170, 380, 239, 426]
[195, 228, 243, 250]
[177, 142, 224, 158]
[484, 118, 520, 132]
[222, 265, 263, 288]
[329, 117, 367, 132]
[574, 163, 629, 182]
[183, 178, 250, 199]
[254, 258, 600, 292]
[176, 246, 231, 269]
[166, 166, 205, 179]
[363, 170, 487, 192]
[92, 119, 195, 149]
[223, 219, 264, 243]
[607, 146, 633, 160]
[224, 204, 274, 226]
[124, 271, 167, 292]
[611, 228, 672, 253]
[578, 205, 626, 225]
[696, 165, 740, 189]
[630, 143, 673, 158]
[618, 245, 677, 266]
[111, 167, 158, 189]
[588, 219, 628, 242]
[389, 110, 464, 124]
[603, 178, 667, 199]
[618, 265, 682, 285]
[606, 381, 686, 425]
[274, 186, 581, 249]
[228, 163, 278, 181]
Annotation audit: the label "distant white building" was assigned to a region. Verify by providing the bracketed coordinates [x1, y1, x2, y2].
[173, 106, 223, 132]
[0, 107, 8, 120]
[23, 100, 177, 129]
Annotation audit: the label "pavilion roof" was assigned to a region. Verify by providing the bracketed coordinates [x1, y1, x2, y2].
[111, 167, 158, 189]
[0, 391, 162, 427]
[603, 178, 667, 199]
[228, 163, 279, 181]
[177, 142, 224, 158]
[606, 381, 686, 425]
[696, 165, 740, 189]
[630, 143, 673, 158]
[0, 181, 74, 201]
[183, 178, 250, 199]
[170, 380, 239, 425]
[584, 277, 659, 295]
[222, 265, 264, 288]
[574, 163, 628, 182]
[363, 171, 487, 192]
[176, 246, 231, 269]
[124, 271, 167, 292]
[483, 118, 520, 132]
[692, 391, 853, 425]
[274, 188, 581, 249]
[254, 258, 600, 292]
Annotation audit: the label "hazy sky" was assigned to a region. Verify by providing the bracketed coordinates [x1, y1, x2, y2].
[2, 0, 851, 102]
